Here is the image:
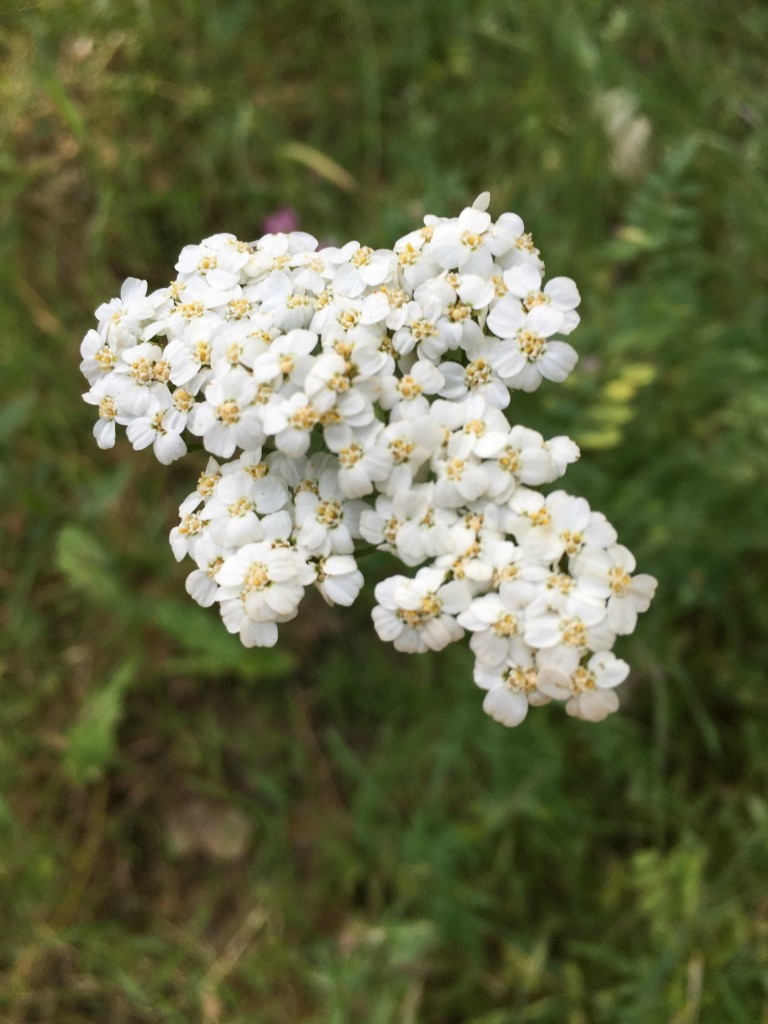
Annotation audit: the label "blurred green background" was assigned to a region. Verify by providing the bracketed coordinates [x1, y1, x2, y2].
[1, 1, 768, 1021]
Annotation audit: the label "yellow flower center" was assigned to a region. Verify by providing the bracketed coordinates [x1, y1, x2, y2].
[529, 507, 551, 527]
[382, 286, 408, 307]
[561, 530, 583, 555]
[334, 340, 354, 361]
[193, 340, 211, 365]
[562, 619, 587, 647]
[314, 557, 328, 583]
[153, 360, 171, 383]
[173, 388, 194, 412]
[338, 310, 360, 331]
[449, 303, 471, 322]
[295, 479, 319, 496]
[397, 593, 442, 628]
[390, 438, 415, 464]
[493, 613, 519, 638]
[227, 299, 252, 320]
[494, 563, 519, 587]
[130, 358, 154, 384]
[243, 562, 270, 592]
[227, 497, 254, 517]
[397, 375, 422, 399]
[226, 342, 243, 364]
[98, 397, 117, 420]
[197, 471, 221, 497]
[571, 667, 596, 693]
[465, 359, 491, 389]
[398, 245, 419, 266]
[216, 400, 241, 425]
[505, 667, 538, 693]
[451, 542, 481, 579]
[207, 556, 224, 579]
[289, 404, 319, 431]
[177, 301, 205, 319]
[608, 567, 632, 595]
[339, 444, 363, 468]
[445, 457, 465, 481]
[352, 246, 373, 267]
[499, 447, 521, 474]
[95, 347, 117, 370]
[518, 330, 546, 361]
[546, 573, 574, 593]
[179, 513, 203, 536]
[315, 500, 343, 527]
[384, 517, 400, 546]
[411, 319, 438, 341]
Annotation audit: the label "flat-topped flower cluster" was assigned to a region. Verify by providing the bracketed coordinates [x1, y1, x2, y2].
[81, 193, 656, 727]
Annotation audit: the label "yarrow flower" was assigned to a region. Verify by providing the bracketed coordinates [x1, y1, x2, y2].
[80, 193, 657, 727]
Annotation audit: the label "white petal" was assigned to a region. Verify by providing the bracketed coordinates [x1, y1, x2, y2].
[93, 418, 116, 449]
[545, 276, 581, 310]
[540, 342, 578, 382]
[491, 342, 526, 379]
[186, 571, 218, 607]
[457, 275, 495, 309]
[240, 619, 278, 647]
[372, 606, 403, 643]
[264, 583, 304, 616]
[487, 297, 526, 338]
[570, 690, 619, 722]
[482, 687, 529, 727]
[526, 304, 563, 337]
[154, 432, 186, 465]
[126, 418, 156, 450]
[607, 596, 638, 635]
[588, 651, 630, 689]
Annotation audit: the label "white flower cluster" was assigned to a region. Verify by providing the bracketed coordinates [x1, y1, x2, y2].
[80, 193, 657, 727]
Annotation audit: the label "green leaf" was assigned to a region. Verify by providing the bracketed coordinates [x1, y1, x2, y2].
[0, 395, 33, 443]
[150, 599, 296, 679]
[64, 659, 137, 784]
[280, 142, 359, 192]
[55, 524, 128, 608]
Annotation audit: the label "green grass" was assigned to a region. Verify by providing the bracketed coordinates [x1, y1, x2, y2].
[1, 0, 768, 1020]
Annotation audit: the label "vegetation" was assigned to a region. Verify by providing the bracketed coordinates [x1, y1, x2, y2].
[1, 1, 767, 1020]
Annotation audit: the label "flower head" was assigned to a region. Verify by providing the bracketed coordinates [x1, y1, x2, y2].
[81, 193, 657, 729]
